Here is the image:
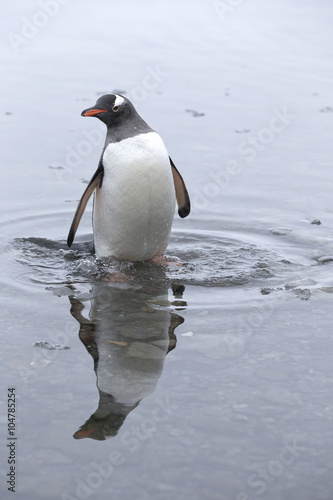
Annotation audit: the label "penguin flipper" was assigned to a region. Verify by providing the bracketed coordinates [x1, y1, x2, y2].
[67, 163, 104, 247]
[170, 157, 190, 218]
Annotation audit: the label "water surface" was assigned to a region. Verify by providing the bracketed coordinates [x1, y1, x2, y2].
[1, 1, 333, 499]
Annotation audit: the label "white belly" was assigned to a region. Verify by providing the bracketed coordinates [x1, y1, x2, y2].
[93, 132, 176, 260]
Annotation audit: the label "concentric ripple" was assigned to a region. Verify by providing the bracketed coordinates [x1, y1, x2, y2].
[5, 228, 288, 290]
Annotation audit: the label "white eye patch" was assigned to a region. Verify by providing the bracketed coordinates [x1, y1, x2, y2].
[113, 94, 125, 107]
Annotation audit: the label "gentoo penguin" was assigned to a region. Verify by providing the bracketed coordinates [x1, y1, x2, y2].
[67, 94, 190, 261]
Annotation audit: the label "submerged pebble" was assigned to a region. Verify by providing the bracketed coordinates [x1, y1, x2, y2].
[269, 227, 292, 235]
[317, 255, 333, 265]
[185, 109, 205, 117]
[34, 341, 70, 350]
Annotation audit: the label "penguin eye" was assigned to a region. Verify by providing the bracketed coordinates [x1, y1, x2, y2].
[112, 106, 120, 112]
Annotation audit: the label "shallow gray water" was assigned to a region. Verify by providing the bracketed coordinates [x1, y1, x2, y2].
[1, 1, 333, 499]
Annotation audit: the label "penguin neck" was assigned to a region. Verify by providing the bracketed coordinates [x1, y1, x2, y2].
[104, 117, 153, 145]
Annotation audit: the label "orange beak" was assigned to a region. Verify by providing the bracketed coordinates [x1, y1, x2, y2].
[81, 108, 108, 117]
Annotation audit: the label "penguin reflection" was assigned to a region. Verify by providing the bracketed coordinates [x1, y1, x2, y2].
[69, 275, 185, 441]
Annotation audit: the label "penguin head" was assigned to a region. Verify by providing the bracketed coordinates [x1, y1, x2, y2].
[81, 94, 136, 127]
